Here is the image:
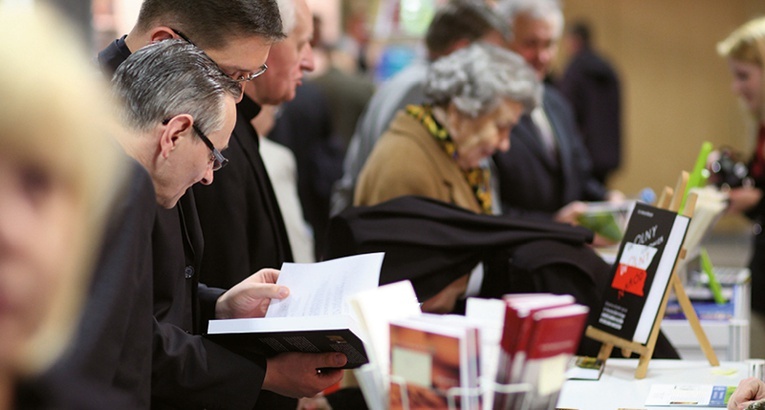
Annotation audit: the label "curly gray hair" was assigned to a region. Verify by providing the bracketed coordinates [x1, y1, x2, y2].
[425, 42, 541, 118]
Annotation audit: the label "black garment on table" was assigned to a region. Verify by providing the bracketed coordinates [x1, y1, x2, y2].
[326, 196, 679, 359]
[326, 195, 596, 301]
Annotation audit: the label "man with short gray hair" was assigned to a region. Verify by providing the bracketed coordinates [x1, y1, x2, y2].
[113, 40, 346, 409]
[112, 40, 240, 208]
[492, 0, 622, 228]
[49, 1, 347, 407]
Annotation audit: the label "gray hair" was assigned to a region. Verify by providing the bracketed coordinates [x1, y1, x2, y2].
[495, 0, 564, 39]
[112, 40, 240, 137]
[275, 0, 297, 35]
[425, 42, 541, 117]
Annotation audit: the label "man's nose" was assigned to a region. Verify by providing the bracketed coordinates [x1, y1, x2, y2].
[200, 167, 214, 186]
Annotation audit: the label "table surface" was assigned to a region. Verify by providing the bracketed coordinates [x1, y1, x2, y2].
[556, 359, 748, 410]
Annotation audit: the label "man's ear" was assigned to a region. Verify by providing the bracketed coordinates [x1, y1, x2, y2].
[148, 26, 177, 43]
[159, 114, 194, 159]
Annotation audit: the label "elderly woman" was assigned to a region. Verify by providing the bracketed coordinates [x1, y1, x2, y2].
[0, 6, 126, 408]
[354, 42, 540, 215]
[353, 42, 540, 312]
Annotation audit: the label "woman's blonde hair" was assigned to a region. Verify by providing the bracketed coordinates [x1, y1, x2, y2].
[0, 4, 127, 376]
[718, 16, 765, 128]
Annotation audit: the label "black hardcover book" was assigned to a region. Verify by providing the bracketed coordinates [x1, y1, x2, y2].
[593, 202, 690, 344]
[205, 315, 369, 369]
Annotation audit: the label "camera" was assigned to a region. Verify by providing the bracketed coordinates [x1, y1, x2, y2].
[709, 147, 752, 189]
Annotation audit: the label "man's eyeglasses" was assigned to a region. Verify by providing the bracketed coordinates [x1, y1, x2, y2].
[170, 28, 268, 83]
[162, 118, 229, 171]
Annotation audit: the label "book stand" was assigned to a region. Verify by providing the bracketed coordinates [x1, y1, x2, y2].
[391, 376, 535, 410]
[584, 172, 720, 379]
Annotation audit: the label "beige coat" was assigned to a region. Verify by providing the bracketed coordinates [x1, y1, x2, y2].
[354, 110, 483, 214]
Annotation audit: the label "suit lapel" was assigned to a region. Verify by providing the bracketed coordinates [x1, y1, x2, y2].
[514, 114, 557, 170]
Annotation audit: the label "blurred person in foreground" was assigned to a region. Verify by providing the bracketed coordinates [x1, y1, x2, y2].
[0, 5, 128, 408]
[493, 0, 624, 236]
[330, 0, 510, 216]
[728, 377, 765, 410]
[354, 42, 541, 312]
[718, 21, 765, 407]
[717, 16, 765, 318]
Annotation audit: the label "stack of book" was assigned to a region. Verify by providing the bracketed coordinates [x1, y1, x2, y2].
[493, 294, 590, 410]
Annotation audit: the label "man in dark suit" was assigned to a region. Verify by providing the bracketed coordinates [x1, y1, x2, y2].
[111, 40, 346, 409]
[559, 20, 622, 184]
[58, 1, 346, 408]
[194, 0, 314, 289]
[493, 0, 623, 227]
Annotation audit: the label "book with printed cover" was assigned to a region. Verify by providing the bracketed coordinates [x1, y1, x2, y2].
[565, 356, 605, 380]
[517, 304, 590, 409]
[577, 201, 634, 242]
[593, 202, 690, 344]
[645, 384, 735, 407]
[388, 314, 480, 410]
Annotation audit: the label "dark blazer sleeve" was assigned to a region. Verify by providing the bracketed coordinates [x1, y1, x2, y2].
[198, 284, 225, 328]
[151, 319, 267, 410]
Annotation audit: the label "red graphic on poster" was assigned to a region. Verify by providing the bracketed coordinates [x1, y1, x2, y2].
[611, 243, 657, 297]
[612, 264, 647, 296]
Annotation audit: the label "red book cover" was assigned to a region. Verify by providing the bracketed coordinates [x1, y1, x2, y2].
[518, 304, 590, 409]
[493, 294, 574, 410]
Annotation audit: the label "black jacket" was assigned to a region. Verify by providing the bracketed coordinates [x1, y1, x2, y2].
[558, 47, 622, 181]
[326, 196, 679, 359]
[75, 37, 271, 410]
[194, 94, 293, 289]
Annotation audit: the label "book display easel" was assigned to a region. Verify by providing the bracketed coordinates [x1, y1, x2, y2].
[584, 172, 720, 379]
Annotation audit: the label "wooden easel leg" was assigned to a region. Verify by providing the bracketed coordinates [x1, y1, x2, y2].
[597, 343, 614, 362]
[635, 352, 652, 379]
[671, 275, 720, 366]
